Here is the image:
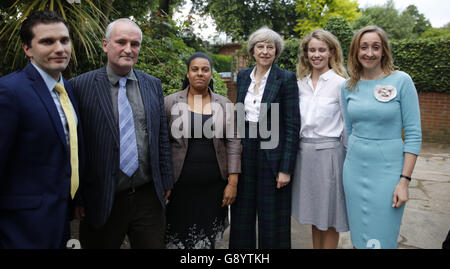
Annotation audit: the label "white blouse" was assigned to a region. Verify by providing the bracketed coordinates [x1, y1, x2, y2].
[298, 69, 346, 139]
[244, 66, 271, 122]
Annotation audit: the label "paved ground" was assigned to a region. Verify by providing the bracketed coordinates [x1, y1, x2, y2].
[218, 142, 450, 249]
[71, 142, 450, 249]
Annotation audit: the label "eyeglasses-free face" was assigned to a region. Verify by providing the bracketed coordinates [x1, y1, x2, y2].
[358, 32, 384, 73]
[187, 57, 212, 91]
[307, 37, 333, 75]
[253, 41, 276, 68]
[23, 22, 71, 81]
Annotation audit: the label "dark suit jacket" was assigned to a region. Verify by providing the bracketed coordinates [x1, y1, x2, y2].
[70, 66, 174, 228]
[164, 88, 241, 183]
[0, 63, 84, 248]
[236, 63, 300, 176]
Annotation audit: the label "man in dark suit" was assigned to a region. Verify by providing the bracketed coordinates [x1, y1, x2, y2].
[0, 10, 82, 248]
[71, 18, 174, 248]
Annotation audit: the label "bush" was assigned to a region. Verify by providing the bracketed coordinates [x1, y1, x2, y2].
[134, 16, 227, 97]
[136, 34, 194, 96]
[276, 37, 450, 93]
[277, 38, 301, 74]
[324, 17, 354, 63]
[208, 53, 231, 73]
[391, 38, 450, 93]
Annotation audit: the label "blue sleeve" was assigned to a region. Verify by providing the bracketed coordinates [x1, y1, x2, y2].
[0, 81, 18, 179]
[399, 73, 422, 155]
[341, 82, 352, 139]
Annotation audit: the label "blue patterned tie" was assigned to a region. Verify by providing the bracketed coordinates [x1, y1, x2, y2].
[118, 77, 138, 177]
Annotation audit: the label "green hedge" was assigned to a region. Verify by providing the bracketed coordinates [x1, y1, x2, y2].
[275, 37, 450, 93]
[208, 53, 232, 73]
[277, 38, 300, 74]
[391, 38, 450, 93]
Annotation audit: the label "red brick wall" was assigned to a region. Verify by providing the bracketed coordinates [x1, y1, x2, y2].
[218, 44, 242, 56]
[223, 78, 237, 103]
[418, 92, 450, 143]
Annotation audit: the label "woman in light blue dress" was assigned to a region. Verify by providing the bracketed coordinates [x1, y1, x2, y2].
[341, 26, 422, 249]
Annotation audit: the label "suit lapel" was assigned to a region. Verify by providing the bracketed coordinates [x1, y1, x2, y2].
[236, 67, 253, 104]
[26, 64, 68, 150]
[259, 64, 281, 121]
[176, 88, 189, 147]
[95, 67, 119, 146]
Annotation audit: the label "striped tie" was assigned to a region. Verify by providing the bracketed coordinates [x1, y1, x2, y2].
[54, 83, 79, 199]
[118, 77, 139, 177]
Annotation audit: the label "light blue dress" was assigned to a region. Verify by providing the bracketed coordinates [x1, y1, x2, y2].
[341, 71, 422, 249]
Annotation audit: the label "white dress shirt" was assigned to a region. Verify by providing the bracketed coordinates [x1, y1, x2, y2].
[298, 69, 346, 139]
[244, 66, 271, 122]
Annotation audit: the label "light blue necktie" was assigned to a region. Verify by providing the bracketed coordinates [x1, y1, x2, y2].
[118, 77, 138, 177]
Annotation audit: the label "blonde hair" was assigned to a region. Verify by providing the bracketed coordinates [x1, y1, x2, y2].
[247, 26, 284, 60]
[346, 26, 395, 90]
[297, 29, 347, 79]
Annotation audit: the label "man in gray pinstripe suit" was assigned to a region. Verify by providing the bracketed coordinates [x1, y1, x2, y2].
[70, 18, 173, 248]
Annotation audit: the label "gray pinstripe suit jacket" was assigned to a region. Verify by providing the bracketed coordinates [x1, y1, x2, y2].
[70, 66, 174, 228]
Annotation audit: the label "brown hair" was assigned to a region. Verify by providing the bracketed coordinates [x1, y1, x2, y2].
[297, 29, 347, 79]
[346, 26, 395, 90]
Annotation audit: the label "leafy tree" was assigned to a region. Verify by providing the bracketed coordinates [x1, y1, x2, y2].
[276, 38, 301, 74]
[0, 0, 108, 73]
[403, 5, 432, 37]
[352, 0, 432, 40]
[294, 0, 360, 38]
[110, 0, 185, 22]
[134, 13, 227, 96]
[323, 16, 353, 63]
[190, 0, 299, 40]
[420, 25, 450, 40]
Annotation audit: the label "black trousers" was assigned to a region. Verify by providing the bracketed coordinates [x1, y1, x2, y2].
[79, 183, 165, 249]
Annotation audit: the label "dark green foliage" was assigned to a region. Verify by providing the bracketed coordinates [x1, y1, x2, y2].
[191, 0, 299, 40]
[324, 17, 353, 63]
[134, 16, 227, 97]
[351, 0, 432, 40]
[391, 38, 450, 93]
[276, 38, 301, 74]
[208, 53, 231, 73]
[275, 37, 450, 93]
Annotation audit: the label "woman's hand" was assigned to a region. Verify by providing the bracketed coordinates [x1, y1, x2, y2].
[392, 178, 409, 208]
[276, 172, 291, 189]
[222, 174, 238, 207]
[392, 153, 417, 208]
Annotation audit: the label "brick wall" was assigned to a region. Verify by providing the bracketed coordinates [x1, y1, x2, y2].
[222, 80, 450, 143]
[418, 92, 450, 143]
[223, 78, 237, 103]
[218, 44, 242, 56]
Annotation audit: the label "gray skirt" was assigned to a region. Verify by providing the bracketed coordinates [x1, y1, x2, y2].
[291, 137, 349, 232]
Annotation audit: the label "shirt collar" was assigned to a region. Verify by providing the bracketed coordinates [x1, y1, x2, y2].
[250, 66, 272, 82]
[106, 64, 137, 86]
[307, 69, 335, 82]
[31, 62, 64, 92]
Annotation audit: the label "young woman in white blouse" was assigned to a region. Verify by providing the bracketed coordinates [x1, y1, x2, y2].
[291, 29, 349, 249]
